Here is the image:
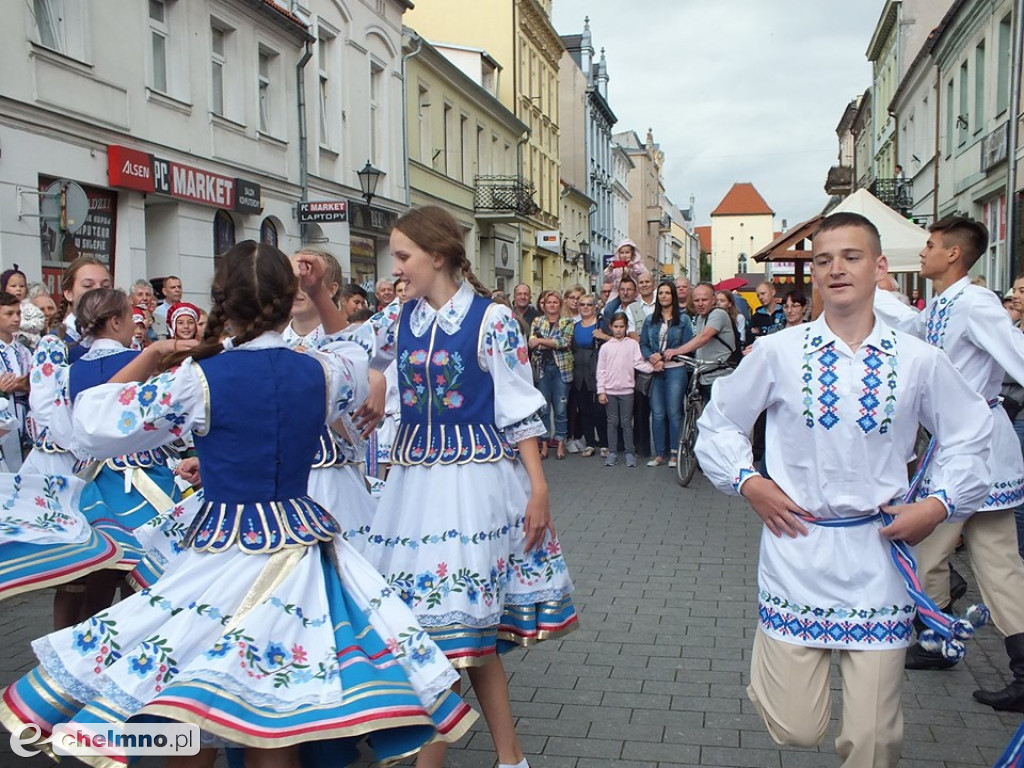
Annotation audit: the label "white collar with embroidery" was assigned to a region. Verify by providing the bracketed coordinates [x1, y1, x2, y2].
[802, 313, 897, 357]
[934, 275, 971, 303]
[226, 331, 290, 351]
[408, 281, 477, 337]
[81, 337, 131, 360]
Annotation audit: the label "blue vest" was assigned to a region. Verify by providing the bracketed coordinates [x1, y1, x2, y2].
[392, 294, 514, 466]
[68, 348, 171, 469]
[312, 426, 352, 468]
[187, 347, 340, 554]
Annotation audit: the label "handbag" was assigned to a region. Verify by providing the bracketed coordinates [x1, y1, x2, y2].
[634, 370, 655, 397]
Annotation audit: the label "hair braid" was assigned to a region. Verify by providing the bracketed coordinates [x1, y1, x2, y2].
[461, 259, 491, 298]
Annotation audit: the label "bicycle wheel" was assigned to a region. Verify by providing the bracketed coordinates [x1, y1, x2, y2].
[676, 400, 701, 487]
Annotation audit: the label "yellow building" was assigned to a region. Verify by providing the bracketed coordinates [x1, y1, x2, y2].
[559, 180, 593, 289]
[404, 0, 563, 294]
[404, 32, 528, 293]
[709, 183, 775, 283]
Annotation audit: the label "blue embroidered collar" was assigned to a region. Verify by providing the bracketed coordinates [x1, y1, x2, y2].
[801, 313, 897, 357]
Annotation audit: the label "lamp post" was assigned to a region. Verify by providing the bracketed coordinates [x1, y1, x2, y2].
[356, 160, 385, 206]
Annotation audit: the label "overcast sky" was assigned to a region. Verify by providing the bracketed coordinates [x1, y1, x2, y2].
[550, 0, 885, 228]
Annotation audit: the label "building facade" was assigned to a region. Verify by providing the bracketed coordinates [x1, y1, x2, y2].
[611, 129, 666, 272]
[560, 19, 616, 284]
[610, 142, 633, 250]
[404, 32, 527, 294]
[404, 0, 563, 294]
[708, 183, 775, 283]
[0, 0, 411, 302]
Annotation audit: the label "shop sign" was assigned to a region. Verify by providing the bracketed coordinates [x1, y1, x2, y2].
[106, 144, 261, 214]
[298, 200, 348, 223]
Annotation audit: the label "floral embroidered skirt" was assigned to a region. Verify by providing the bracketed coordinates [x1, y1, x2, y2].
[307, 464, 376, 554]
[757, 519, 915, 650]
[0, 473, 122, 601]
[79, 464, 180, 570]
[0, 535, 476, 764]
[364, 459, 579, 668]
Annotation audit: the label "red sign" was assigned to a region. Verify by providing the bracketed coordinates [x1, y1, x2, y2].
[167, 162, 235, 208]
[107, 145, 155, 192]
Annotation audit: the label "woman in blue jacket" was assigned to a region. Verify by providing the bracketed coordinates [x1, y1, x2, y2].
[640, 281, 694, 467]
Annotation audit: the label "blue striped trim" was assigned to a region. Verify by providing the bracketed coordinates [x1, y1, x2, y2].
[797, 512, 882, 528]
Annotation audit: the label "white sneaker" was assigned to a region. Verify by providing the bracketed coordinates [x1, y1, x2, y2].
[566, 439, 581, 454]
[599, 447, 609, 458]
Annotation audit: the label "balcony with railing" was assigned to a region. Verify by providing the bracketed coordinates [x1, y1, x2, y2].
[474, 175, 540, 221]
[869, 177, 913, 214]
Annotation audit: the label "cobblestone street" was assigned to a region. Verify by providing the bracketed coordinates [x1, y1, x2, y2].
[0, 455, 1020, 767]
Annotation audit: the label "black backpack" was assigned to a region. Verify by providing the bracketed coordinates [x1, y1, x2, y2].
[710, 308, 744, 366]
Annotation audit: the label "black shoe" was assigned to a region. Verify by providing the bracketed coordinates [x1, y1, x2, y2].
[949, 564, 968, 605]
[972, 679, 1024, 712]
[904, 642, 958, 670]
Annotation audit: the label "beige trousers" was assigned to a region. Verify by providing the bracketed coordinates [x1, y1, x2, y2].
[748, 628, 906, 768]
[919, 508, 1024, 636]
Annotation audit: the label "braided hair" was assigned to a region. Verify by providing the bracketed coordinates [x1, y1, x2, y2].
[393, 205, 491, 298]
[162, 240, 297, 369]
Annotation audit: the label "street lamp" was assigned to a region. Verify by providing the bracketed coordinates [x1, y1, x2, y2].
[356, 160, 385, 206]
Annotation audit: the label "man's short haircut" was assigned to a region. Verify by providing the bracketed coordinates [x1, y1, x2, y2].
[164, 275, 181, 284]
[376, 278, 393, 291]
[619, 275, 637, 290]
[0, 291, 19, 308]
[783, 290, 808, 307]
[930, 216, 989, 270]
[131, 279, 151, 293]
[756, 281, 776, 293]
[340, 283, 368, 300]
[693, 282, 715, 295]
[813, 212, 882, 256]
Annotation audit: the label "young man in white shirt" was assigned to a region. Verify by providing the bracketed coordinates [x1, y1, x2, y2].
[0, 292, 31, 469]
[874, 216, 1024, 712]
[697, 212, 993, 767]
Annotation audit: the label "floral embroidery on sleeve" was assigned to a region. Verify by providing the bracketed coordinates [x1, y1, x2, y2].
[115, 368, 188, 438]
[484, 313, 529, 371]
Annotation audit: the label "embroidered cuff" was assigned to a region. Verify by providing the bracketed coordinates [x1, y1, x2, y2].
[925, 490, 956, 520]
[504, 413, 546, 444]
[734, 466, 761, 495]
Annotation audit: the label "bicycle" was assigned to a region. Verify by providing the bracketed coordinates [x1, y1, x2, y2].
[673, 355, 735, 487]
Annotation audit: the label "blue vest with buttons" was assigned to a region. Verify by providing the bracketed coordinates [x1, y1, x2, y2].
[68, 348, 172, 469]
[186, 347, 340, 554]
[392, 294, 514, 465]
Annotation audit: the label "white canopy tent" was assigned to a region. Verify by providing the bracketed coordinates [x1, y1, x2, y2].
[832, 188, 926, 273]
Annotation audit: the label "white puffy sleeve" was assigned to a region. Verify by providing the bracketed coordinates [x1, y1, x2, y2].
[19, 301, 46, 337]
[479, 303, 546, 442]
[916, 348, 993, 519]
[69, 360, 206, 460]
[309, 331, 371, 426]
[695, 340, 777, 495]
[874, 287, 925, 337]
[964, 294, 1024, 386]
[362, 299, 401, 370]
[28, 335, 70, 437]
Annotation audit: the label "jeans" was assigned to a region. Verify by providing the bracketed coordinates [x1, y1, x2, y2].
[605, 393, 635, 453]
[649, 366, 687, 457]
[537, 362, 569, 440]
[1014, 416, 1024, 559]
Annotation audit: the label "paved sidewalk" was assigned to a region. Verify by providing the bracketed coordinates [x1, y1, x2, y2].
[0, 455, 1020, 767]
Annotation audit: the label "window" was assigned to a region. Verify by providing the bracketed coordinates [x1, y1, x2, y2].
[260, 218, 278, 247]
[974, 41, 985, 133]
[149, 0, 168, 92]
[442, 104, 452, 175]
[417, 86, 431, 163]
[738, 254, 748, 274]
[258, 50, 272, 133]
[460, 114, 469, 182]
[997, 16, 1011, 115]
[31, 0, 86, 60]
[946, 79, 954, 155]
[369, 62, 384, 164]
[317, 31, 333, 146]
[211, 25, 226, 115]
[214, 210, 235, 259]
[959, 61, 969, 145]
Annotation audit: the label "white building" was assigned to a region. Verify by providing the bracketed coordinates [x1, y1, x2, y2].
[0, 0, 409, 304]
[610, 142, 633, 250]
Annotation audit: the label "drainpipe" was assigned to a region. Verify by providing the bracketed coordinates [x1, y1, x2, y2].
[402, 31, 424, 207]
[516, 129, 531, 286]
[296, 37, 313, 243]
[1005, 0, 1024, 282]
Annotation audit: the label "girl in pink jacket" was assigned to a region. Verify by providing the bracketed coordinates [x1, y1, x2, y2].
[596, 312, 652, 467]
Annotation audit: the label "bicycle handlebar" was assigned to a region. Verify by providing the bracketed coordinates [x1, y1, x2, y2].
[671, 354, 736, 374]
